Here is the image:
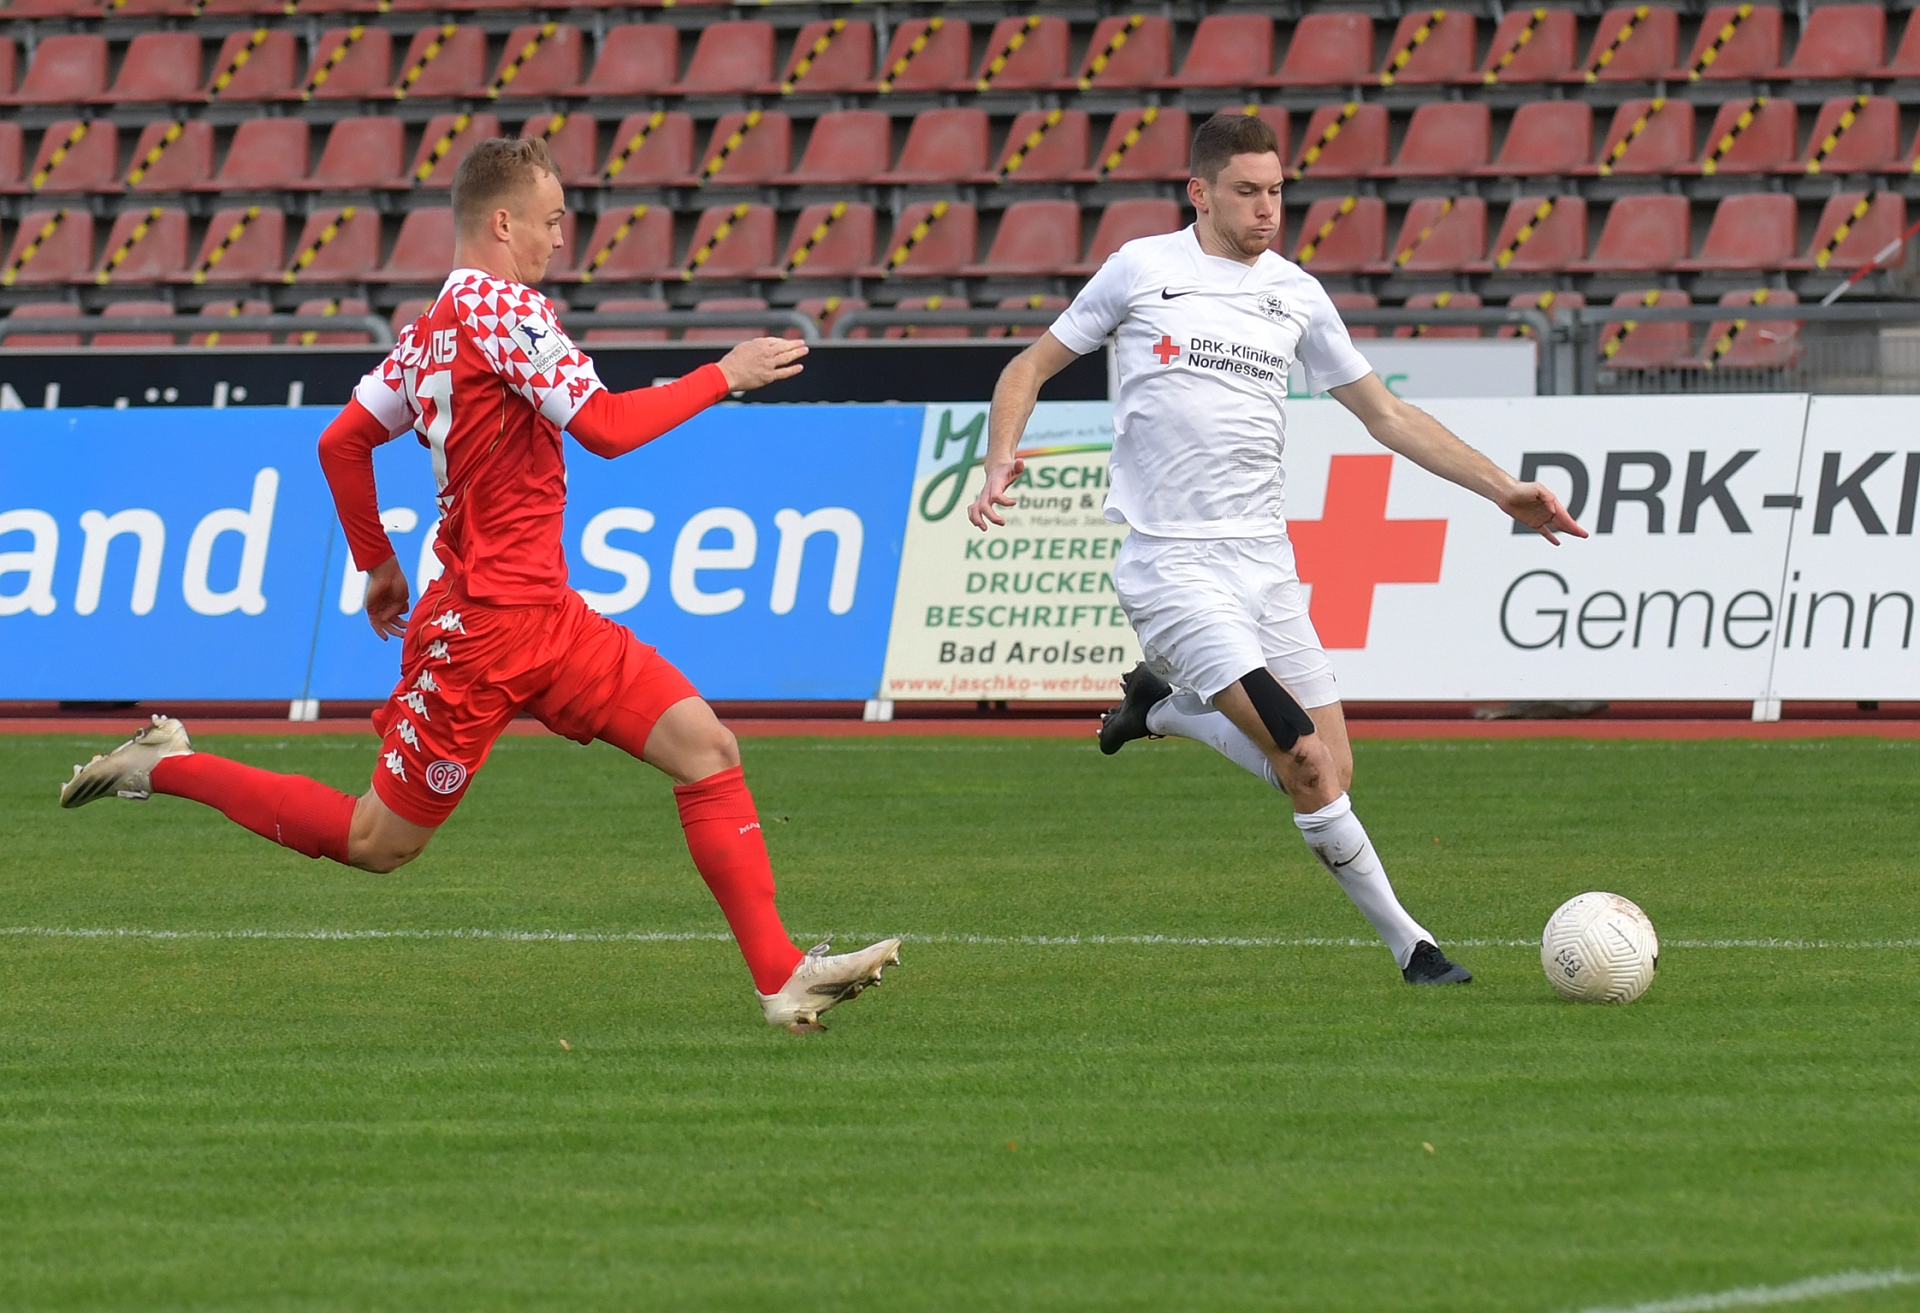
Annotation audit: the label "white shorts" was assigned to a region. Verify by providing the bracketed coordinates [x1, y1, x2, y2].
[1113, 532, 1339, 707]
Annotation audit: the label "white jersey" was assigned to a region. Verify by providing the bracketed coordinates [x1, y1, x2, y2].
[1050, 227, 1372, 540]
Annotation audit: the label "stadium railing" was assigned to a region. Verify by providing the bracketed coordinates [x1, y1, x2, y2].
[0, 312, 395, 346]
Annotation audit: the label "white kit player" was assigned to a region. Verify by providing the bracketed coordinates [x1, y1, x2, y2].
[968, 113, 1586, 984]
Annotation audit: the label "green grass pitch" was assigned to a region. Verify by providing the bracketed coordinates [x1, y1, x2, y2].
[1, 730, 1916, 1312]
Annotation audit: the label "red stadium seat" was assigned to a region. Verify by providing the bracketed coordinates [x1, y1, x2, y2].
[0, 40, 14, 97]
[1248, 105, 1291, 162]
[884, 295, 969, 340]
[1271, 13, 1372, 86]
[1067, 198, 1183, 275]
[297, 118, 405, 190]
[86, 206, 189, 284]
[488, 24, 582, 98]
[969, 17, 1068, 91]
[292, 27, 393, 101]
[778, 20, 874, 94]
[191, 299, 273, 348]
[870, 202, 977, 278]
[674, 22, 776, 95]
[1394, 291, 1483, 339]
[522, 114, 598, 187]
[1675, 194, 1799, 270]
[581, 297, 668, 345]
[793, 296, 866, 339]
[1680, 98, 1797, 174]
[963, 200, 1080, 277]
[1383, 102, 1490, 177]
[1885, 12, 1920, 76]
[203, 119, 310, 191]
[1066, 15, 1170, 89]
[692, 111, 791, 186]
[1289, 196, 1386, 274]
[779, 202, 876, 278]
[1690, 289, 1800, 367]
[116, 119, 213, 193]
[16, 119, 117, 193]
[1081, 107, 1192, 182]
[686, 296, 768, 343]
[598, 112, 695, 186]
[1570, 7, 1680, 82]
[1579, 99, 1695, 175]
[391, 26, 486, 100]
[3, 301, 83, 348]
[1470, 196, 1589, 273]
[98, 33, 203, 104]
[1475, 100, 1592, 176]
[1498, 289, 1585, 338]
[1790, 95, 1899, 173]
[567, 204, 674, 282]
[988, 294, 1069, 340]
[283, 207, 381, 283]
[875, 109, 988, 184]
[865, 18, 970, 93]
[684, 203, 779, 280]
[289, 298, 372, 347]
[1675, 5, 1782, 80]
[1290, 103, 1388, 177]
[410, 113, 503, 187]
[1372, 196, 1487, 274]
[1330, 292, 1378, 339]
[389, 300, 432, 337]
[177, 206, 286, 283]
[0, 124, 22, 189]
[1570, 195, 1692, 271]
[94, 301, 175, 349]
[1774, 5, 1883, 78]
[1787, 191, 1906, 269]
[774, 110, 889, 186]
[1, 35, 107, 106]
[571, 24, 676, 97]
[366, 208, 453, 282]
[979, 109, 1089, 183]
[1376, 10, 1476, 85]
[1161, 14, 1272, 88]
[1599, 290, 1692, 368]
[203, 30, 296, 101]
[1472, 8, 1577, 83]
[1, 209, 92, 284]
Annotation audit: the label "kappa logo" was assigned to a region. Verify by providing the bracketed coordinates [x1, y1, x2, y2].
[1255, 292, 1289, 323]
[383, 749, 407, 782]
[400, 690, 430, 719]
[431, 610, 464, 633]
[426, 759, 469, 796]
[427, 639, 453, 663]
[514, 315, 567, 376]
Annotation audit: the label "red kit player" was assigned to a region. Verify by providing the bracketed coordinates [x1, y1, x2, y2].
[59, 139, 900, 1032]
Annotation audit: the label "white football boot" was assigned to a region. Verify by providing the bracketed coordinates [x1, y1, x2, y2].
[759, 937, 902, 1032]
[58, 715, 194, 808]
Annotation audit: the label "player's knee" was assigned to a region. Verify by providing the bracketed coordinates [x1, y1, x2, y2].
[351, 839, 425, 875]
[1239, 668, 1316, 751]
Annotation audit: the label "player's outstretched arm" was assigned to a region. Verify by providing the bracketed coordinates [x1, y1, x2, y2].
[566, 338, 807, 460]
[1327, 372, 1588, 546]
[969, 332, 1081, 531]
[317, 397, 411, 638]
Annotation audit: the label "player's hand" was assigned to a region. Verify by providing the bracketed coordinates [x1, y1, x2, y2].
[967, 456, 1025, 531]
[364, 555, 411, 641]
[1502, 480, 1588, 546]
[716, 338, 807, 392]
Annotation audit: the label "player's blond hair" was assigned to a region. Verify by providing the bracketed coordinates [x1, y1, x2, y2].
[1190, 113, 1281, 183]
[451, 138, 560, 234]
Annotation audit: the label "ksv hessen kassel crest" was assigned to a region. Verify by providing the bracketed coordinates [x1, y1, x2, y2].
[1256, 293, 1289, 322]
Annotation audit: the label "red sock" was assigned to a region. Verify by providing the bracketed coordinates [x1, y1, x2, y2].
[673, 765, 804, 994]
[150, 754, 356, 864]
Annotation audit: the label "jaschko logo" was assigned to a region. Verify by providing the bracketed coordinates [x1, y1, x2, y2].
[1288, 455, 1447, 648]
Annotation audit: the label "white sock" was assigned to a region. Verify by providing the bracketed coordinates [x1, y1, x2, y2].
[1145, 691, 1281, 790]
[1292, 793, 1432, 968]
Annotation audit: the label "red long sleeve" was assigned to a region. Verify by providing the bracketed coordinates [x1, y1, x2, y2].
[317, 397, 403, 572]
[566, 363, 731, 459]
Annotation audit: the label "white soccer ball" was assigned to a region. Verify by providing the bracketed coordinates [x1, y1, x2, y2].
[1540, 892, 1659, 1003]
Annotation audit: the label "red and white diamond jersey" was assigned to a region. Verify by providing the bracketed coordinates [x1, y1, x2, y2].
[353, 268, 606, 605]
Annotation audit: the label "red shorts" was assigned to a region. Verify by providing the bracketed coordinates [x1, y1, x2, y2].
[370, 577, 699, 827]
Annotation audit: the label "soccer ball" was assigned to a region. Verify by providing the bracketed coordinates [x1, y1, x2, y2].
[1540, 892, 1659, 1003]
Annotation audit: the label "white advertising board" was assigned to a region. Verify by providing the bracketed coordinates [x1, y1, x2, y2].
[1288, 340, 1538, 399]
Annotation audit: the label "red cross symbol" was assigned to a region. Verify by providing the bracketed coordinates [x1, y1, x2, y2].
[1288, 455, 1447, 649]
[1152, 334, 1181, 365]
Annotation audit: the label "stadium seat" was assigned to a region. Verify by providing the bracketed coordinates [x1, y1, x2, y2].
[1470, 195, 1589, 273]
[1599, 290, 1693, 369]
[773, 110, 888, 186]
[1570, 195, 1692, 271]
[1680, 98, 1797, 174]
[487, 24, 582, 98]
[1570, 7, 1680, 82]
[884, 295, 969, 340]
[674, 22, 776, 95]
[1330, 291, 1378, 339]
[779, 202, 875, 278]
[391, 26, 486, 100]
[362, 208, 454, 283]
[86, 206, 189, 284]
[1675, 194, 1799, 270]
[875, 108, 988, 184]
[203, 30, 296, 101]
[1579, 99, 1696, 175]
[191, 299, 273, 347]
[692, 112, 791, 187]
[1691, 288, 1801, 367]
[1394, 291, 1483, 339]
[1289, 196, 1386, 274]
[1497, 288, 1585, 338]
[581, 296, 668, 345]
[115, 119, 214, 193]
[870, 201, 977, 278]
[1787, 191, 1906, 269]
[3, 301, 83, 348]
[969, 16, 1069, 91]
[793, 295, 866, 338]
[1383, 102, 1490, 177]
[0, 41, 14, 97]
[1290, 103, 1388, 177]
[296, 118, 405, 190]
[1, 209, 94, 284]
[1774, 5, 1883, 78]
[686, 296, 769, 343]
[979, 109, 1090, 184]
[1471, 8, 1577, 83]
[289, 297, 372, 346]
[599, 112, 695, 187]
[15, 119, 117, 194]
[388, 300, 431, 336]
[1376, 10, 1476, 84]
[522, 114, 598, 187]
[1270, 13, 1372, 86]
[963, 200, 1080, 277]
[1066, 198, 1183, 275]
[1160, 14, 1272, 88]
[778, 20, 874, 94]
[1248, 105, 1291, 162]
[864, 18, 970, 93]
[569, 24, 676, 97]
[283, 207, 380, 283]
[0, 35, 107, 106]
[566, 204, 674, 283]
[410, 114, 504, 188]
[1475, 101, 1592, 177]
[96, 33, 203, 104]
[202, 119, 310, 191]
[94, 301, 175, 348]
[1790, 95, 1899, 173]
[1675, 5, 1782, 80]
[1080, 107, 1192, 182]
[1066, 15, 1171, 89]
[1884, 12, 1920, 76]
[1371, 196, 1487, 274]
[987, 294, 1069, 339]
[0, 124, 21, 189]
[683, 203, 779, 280]
[176, 206, 286, 283]
[292, 27, 393, 101]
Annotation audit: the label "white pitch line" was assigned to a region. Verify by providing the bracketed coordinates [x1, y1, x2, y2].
[1571, 1268, 1917, 1313]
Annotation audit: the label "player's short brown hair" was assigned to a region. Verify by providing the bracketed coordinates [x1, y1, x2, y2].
[1190, 112, 1281, 183]
[451, 137, 559, 232]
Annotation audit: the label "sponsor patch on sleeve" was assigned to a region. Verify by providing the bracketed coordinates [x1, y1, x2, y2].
[512, 314, 568, 377]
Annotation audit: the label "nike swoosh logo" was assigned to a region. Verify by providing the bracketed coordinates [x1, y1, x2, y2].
[1160, 288, 1197, 299]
